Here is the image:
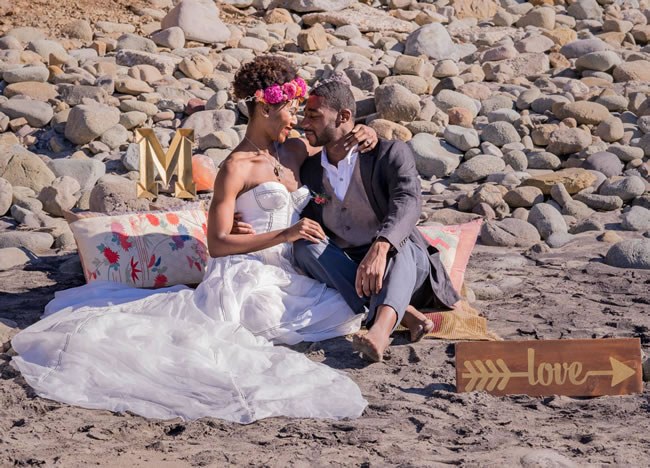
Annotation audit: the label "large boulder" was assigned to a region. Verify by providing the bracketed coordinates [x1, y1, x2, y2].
[0, 145, 55, 193]
[48, 159, 106, 191]
[605, 239, 650, 270]
[182, 109, 237, 143]
[612, 61, 650, 82]
[521, 168, 597, 195]
[374, 84, 420, 122]
[408, 133, 462, 178]
[37, 176, 81, 218]
[0, 97, 53, 128]
[64, 104, 121, 145]
[405, 23, 458, 61]
[89, 174, 148, 213]
[456, 155, 506, 183]
[528, 203, 568, 240]
[0, 231, 54, 253]
[161, 0, 231, 44]
[480, 218, 541, 248]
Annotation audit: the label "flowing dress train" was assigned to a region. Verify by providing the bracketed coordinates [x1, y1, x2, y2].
[11, 182, 366, 423]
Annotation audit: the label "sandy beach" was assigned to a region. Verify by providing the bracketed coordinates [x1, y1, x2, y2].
[2, 226, 649, 466]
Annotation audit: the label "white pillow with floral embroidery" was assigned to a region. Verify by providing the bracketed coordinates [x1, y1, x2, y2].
[69, 209, 209, 288]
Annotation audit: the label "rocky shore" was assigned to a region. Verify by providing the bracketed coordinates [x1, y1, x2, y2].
[1, 0, 650, 465]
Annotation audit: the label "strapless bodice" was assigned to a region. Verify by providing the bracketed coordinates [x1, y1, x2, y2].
[234, 182, 311, 234]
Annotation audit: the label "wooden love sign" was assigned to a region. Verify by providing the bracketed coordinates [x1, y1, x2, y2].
[455, 338, 643, 397]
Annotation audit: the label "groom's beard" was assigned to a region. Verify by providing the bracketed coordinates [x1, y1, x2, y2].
[304, 130, 326, 147]
[304, 125, 336, 148]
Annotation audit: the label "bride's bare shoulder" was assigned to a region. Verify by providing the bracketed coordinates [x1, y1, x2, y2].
[221, 149, 257, 170]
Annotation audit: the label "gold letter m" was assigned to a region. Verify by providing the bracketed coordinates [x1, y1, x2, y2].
[135, 128, 196, 200]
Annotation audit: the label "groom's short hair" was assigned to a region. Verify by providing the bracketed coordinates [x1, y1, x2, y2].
[311, 79, 356, 117]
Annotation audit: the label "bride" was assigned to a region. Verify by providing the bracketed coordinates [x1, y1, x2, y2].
[10, 56, 375, 423]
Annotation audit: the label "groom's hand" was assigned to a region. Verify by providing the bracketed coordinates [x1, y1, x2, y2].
[230, 213, 256, 235]
[355, 238, 390, 297]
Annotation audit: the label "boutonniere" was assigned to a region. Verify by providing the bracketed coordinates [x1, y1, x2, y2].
[311, 191, 331, 205]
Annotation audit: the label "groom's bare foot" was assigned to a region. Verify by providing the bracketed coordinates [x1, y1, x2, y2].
[352, 331, 391, 363]
[352, 305, 396, 362]
[401, 305, 434, 343]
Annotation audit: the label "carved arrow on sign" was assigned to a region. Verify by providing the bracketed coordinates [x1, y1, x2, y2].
[462, 355, 636, 392]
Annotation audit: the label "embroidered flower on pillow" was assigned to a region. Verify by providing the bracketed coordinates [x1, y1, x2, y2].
[70, 208, 209, 288]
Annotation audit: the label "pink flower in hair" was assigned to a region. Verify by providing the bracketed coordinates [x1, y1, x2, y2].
[282, 82, 298, 100]
[254, 89, 265, 102]
[263, 85, 284, 104]
[295, 77, 308, 98]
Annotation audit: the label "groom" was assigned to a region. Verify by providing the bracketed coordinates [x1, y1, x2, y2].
[292, 79, 460, 362]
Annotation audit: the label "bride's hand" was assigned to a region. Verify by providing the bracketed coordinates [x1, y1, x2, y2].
[344, 124, 378, 153]
[230, 213, 255, 235]
[283, 218, 326, 243]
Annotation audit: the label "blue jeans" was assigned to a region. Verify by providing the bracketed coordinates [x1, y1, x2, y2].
[293, 237, 432, 332]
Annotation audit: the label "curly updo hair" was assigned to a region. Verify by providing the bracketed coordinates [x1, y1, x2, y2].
[233, 55, 298, 115]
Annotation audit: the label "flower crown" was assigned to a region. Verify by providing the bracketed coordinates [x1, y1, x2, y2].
[250, 77, 308, 105]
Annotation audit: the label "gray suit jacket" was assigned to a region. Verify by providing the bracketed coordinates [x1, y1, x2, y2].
[300, 138, 460, 309]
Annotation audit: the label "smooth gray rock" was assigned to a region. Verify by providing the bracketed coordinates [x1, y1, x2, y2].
[583, 151, 623, 178]
[405, 23, 457, 61]
[0, 231, 53, 253]
[575, 50, 621, 71]
[529, 203, 568, 239]
[10, 205, 40, 227]
[408, 134, 462, 178]
[0, 98, 54, 128]
[599, 176, 646, 202]
[456, 155, 506, 183]
[561, 200, 594, 220]
[151, 27, 186, 50]
[374, 83, 420, 122]
[2, 65, 49, 83]
[560, 39, 610, 59]
[621, 206, 650, 231]
[182, 109, 237, 141]
[444, 125, 480, 152]
[161, 0, 231, 44]
[116, 49, 179, 75]
[605, 239, 650, 270]
[571, 218, 604, 233]
[89, 174, 149, 213]
[481, 121, 520, 147]
[608, 144, 644, 162]
[567, 0, 602, 20]
[48, 159, 106, 191]
[546, 232, 575, 248]
[527, 152, 561, 170]
[37, 176, 80, 218]
[116, 33, 157, 53]
[503, 150, 528, 171]
[480, 218, 541, 248]
[574, 192, 624, 211]
[0, 145, 55, 193]
[504, 186, 544, 208]
[0, 247, 30, 270]
[434, 89, 479, 117]
[64, 104, 121, 145]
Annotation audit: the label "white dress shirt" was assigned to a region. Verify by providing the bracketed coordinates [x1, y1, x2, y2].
[321, 145, 359, 201]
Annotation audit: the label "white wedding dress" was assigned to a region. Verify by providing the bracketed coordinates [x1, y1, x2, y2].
[11, 182, 366, 423]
